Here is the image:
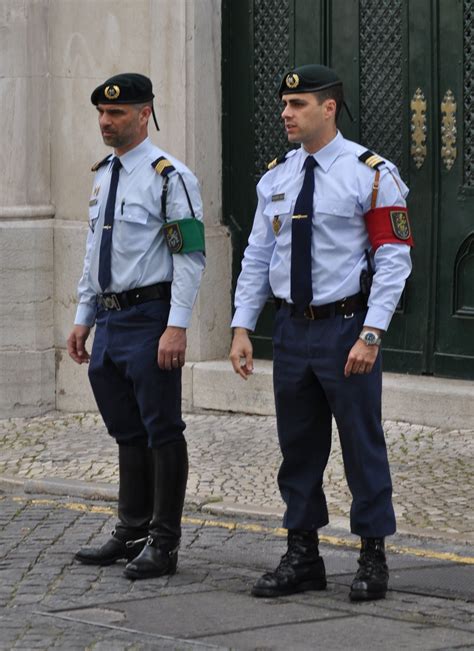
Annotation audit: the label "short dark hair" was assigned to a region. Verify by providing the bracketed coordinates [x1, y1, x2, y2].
[314, 85, 344, 120]
[134, 101, 153, 113]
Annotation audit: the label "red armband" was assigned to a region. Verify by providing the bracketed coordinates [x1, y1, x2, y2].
[364, 206, 414, 252]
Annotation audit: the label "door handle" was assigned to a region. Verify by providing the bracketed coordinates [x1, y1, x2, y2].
[410, 88, 427, 169]
[441, 90, 457, 171]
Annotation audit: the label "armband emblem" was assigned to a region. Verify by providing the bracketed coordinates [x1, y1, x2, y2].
[364, 206, 414, 251]
[390, 210, 411, 240]
[163, 223, 184, 253]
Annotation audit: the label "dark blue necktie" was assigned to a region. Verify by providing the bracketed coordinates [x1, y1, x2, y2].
[98, 156, 122, 291]
[291, 155, 317, 309]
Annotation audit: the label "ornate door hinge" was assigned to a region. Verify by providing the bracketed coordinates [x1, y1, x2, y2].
[410, 88, 427, 169]
[441, 89, 457, 171]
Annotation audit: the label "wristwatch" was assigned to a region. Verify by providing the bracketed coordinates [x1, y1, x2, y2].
[359, 330, 382, 346]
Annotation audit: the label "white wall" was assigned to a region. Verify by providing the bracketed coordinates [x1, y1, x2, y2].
[0, 0, 230, 416]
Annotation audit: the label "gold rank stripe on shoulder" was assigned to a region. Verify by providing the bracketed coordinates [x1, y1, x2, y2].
[267, 153, 288, 170]
[358, 150, 385, 170]
[91, 155, 112, 172]
[151, 156, 177, 178]
[365, 154, 384, 168]
[155, 158, 172, 175]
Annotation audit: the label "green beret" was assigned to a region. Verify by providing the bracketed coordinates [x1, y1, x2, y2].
[91, 72, 154, 105]
[279, 64, 342, 97]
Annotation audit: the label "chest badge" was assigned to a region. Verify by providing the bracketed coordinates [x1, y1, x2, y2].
[272, 215, 281, 236]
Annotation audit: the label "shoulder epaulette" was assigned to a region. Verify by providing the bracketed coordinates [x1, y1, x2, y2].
[267, 153, 288, 170]
[152, 156, 176, 177]
[358, 150, 385, 170]
[91, 154, 112, 172]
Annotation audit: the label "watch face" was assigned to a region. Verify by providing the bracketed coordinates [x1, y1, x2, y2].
[364, 332, 377, 344]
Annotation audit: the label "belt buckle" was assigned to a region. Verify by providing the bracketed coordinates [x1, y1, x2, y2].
[103, 294, 121, 311]
[304, 305, 316, 321]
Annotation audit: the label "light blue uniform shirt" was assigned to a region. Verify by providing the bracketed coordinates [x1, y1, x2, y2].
[75, 137, 205, 329]
[232, 131, 412, 332]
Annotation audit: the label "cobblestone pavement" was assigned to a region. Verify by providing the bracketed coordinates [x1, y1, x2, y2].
[0, 411, 473, 544]
[0, 493, 473, 650]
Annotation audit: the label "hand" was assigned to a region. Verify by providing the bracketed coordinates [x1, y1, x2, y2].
[229, 328, 254, 380]
[344, 339, 379, 377]
[158, 326, 187, 370]
[67, 325, 91, 364]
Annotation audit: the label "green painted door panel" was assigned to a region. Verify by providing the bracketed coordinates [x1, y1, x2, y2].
[222, 0, 474, 379]
[433, 1, 474, 378]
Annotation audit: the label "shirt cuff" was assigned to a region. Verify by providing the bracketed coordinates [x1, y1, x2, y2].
[74, 303, 97, 327]
[364, 305, 393, 332]
[231, 308, 260, 332]
[168, 305, 192, 329]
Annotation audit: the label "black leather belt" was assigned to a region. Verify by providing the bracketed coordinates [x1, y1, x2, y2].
[276, 292, 367, 320]
[97, 282, 171, 311]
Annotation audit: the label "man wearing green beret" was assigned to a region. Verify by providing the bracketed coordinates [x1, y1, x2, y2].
[68, 73, 205, 580]
[230, 64, 413, 601]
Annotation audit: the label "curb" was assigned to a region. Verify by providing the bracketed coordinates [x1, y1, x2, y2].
[1, 474, 473, 547]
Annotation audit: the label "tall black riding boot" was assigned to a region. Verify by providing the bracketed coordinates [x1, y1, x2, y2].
[350, 537, 389, 601]
[251, 529, 327, 597]
[124, 439, 188, 580]
[75, 443, 154, 565]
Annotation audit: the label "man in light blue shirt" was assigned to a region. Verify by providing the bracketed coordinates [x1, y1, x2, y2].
[68, 73, 205, 581]
[230, 64, 413, 601]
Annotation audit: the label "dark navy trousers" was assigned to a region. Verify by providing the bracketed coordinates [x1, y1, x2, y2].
[88, 300, 185, 448]
[273, 304, 396, 537]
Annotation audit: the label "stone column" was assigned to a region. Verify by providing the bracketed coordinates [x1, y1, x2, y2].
[0, 0, 55, 417]
[151, 0, 232, 363]
[50, 0, 153, 411]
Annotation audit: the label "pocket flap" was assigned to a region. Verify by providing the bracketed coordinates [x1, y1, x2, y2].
[118, 206, 149, 224]
[263, 199, 293, 216]
[315, 199, 355, 218]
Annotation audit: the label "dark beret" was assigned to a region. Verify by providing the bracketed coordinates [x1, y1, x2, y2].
[279, 64, 342, 97]
[91, 73, 154, 105]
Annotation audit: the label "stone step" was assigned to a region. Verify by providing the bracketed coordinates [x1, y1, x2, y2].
[183, 360, 474, 430]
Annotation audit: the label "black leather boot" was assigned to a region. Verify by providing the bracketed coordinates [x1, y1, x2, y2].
[350, 537, 389, 601]
[75, 444, 153, 566]
[251, 530, 327, 597]
[124, 440, 188, 580]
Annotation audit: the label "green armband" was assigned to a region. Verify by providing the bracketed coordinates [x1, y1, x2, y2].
[162, 217, 206, 254]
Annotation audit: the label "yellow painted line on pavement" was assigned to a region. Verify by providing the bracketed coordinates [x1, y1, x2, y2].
[183, 515, 474, 565]
[8, 496, 474, 565]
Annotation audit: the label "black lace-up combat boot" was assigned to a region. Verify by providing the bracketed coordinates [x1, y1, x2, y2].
[75, 444, 153, 565]
[124, 440, 188, 580]
[251, 529, 327, 597]
[350, 537, 389, 601]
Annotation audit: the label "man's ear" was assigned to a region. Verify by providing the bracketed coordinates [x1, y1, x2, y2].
[324, 98, 337, 119]
[139, 105, 152, 123]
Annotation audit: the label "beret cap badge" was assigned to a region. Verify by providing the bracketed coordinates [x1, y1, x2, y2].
[285, 73, 299, 89]
[104, 85, 120, 100]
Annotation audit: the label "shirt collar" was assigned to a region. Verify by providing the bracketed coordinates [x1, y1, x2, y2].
[116, 137, 154, 174]
[301, 130, 344, 173]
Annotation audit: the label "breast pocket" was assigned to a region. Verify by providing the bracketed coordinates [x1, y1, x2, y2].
[116, 206, 150, 225]
[315, 199, 356, 219]
[263, 199, 294, 235]
[88, 205, 100, 232]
